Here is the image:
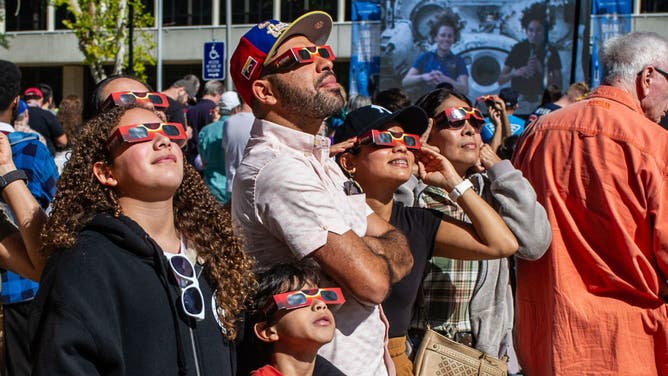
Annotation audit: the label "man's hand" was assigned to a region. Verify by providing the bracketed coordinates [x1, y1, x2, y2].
[0, 132, 17, 176]
[330, 137, 356, 157]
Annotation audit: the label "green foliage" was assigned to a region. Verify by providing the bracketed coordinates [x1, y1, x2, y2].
[54, 0, 155, 83]
[0, 6, 9, 49]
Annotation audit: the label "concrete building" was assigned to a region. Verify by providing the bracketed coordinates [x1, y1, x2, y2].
[0, 0, 666, 105]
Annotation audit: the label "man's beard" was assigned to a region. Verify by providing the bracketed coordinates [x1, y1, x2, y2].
[269, 72, 344, 120]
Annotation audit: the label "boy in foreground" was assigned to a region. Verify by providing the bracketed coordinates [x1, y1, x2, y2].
[250, 261, 346, 376]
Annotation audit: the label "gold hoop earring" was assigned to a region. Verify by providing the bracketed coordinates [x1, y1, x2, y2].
[343, 173, 363, 195]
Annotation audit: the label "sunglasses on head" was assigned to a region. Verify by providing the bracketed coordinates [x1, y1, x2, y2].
[357, 129, 421, 150]
[106, 122, 187, 153]
[267, 287, 345, 315]
[102, 91, 169, 111]
[263, 45, 335, 75]
[165, 253, 205, 321]
[434, 107, 485, 131]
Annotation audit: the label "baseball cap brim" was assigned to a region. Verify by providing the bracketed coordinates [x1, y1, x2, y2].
[333, 105, 429, 144]
[174, 79, 197, 99]
[23, 87, 43, 99]
[376, 106, 429, 136]
[263, 11, 333, 66]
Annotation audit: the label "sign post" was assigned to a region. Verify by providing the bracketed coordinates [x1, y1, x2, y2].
[203, 42, 225, 81]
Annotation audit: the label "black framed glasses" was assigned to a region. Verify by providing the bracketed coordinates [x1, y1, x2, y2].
[165, 253, 205, 321]
[637, 66, 668, 81]
[655, 66, 668, 80]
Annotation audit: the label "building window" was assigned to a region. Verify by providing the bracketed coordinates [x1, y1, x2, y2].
[55, 3, 74, 30]
[281, 0, 338, 22]
[641, 0, 668, 13]
[5, 0, 47, 31]
[162, 0, 211, 26]
[229, 0, 272, 25]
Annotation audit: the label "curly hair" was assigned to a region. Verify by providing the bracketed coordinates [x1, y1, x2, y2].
[42, 105, 255, 339]
[0, 60, 21, 111]
[57, 95, 83, 146]
[429, 11, 464, 41]
[521, 2, 555, 30]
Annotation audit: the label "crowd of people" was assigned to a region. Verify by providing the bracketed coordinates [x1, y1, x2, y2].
[0, 8, 664, 376]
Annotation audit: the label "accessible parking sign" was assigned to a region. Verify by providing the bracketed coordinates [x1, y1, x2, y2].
[203, 42, 225, 80]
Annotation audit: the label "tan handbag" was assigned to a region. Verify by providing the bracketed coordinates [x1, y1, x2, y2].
[412, 327, 508, 376]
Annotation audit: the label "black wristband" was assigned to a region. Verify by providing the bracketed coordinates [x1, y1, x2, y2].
[0, 170, 28, 193]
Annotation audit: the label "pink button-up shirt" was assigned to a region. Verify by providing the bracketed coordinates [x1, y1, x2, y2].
[232, 118, 393, 376]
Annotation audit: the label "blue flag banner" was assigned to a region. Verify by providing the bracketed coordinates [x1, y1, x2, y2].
[349, 0, 382, 97]
[590, 0, 632, 87]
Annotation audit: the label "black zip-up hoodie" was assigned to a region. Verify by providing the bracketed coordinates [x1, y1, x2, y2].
[29, 213, 236, 375]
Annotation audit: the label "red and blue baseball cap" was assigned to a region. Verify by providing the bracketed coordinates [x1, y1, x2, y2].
[230, 11, 333, 105]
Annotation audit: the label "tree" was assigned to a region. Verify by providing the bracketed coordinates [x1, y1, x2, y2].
[0, 0, 11, 49]
[55, 0, 154, 83]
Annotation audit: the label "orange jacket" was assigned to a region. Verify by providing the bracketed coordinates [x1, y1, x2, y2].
[512, 85, 668, 375]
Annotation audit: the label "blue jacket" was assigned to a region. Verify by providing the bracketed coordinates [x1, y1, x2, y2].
[1, 131, 58, 304]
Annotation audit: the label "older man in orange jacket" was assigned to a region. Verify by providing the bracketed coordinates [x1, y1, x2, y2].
[512, 32, 668, 375]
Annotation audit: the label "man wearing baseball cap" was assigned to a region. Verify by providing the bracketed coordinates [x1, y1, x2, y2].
[23, 87, 67, 156]
[161, 78, 197, 126]
[230, 11, 412, 376]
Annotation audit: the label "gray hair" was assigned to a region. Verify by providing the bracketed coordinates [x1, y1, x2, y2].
[203, 80, 225, 96]
[601, 32, 668, 85]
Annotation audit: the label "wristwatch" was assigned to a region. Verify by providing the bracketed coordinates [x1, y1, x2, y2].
[448, 179, 474, 202]
[0, 170, 28, 193]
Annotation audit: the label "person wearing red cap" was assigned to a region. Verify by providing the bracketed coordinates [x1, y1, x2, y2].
[230, 11, 413, 376]
[23, 87, 67, 156]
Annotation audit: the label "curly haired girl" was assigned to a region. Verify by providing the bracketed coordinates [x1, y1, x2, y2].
[31, 105, 255, 375]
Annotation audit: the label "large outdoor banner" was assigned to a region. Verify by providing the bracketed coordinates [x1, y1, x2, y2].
[349, 0, 382, 97]
[380, 0, 581, 115]
[590, 0, 632, 87]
